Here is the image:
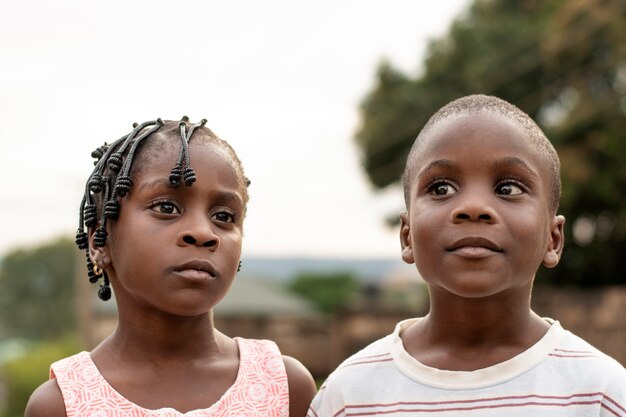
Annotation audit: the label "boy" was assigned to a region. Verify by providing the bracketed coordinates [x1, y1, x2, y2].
[309, 95, 626, 417]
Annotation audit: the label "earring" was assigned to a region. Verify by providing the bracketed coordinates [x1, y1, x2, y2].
[93, 264, 103, 277]
[237, 260, 242, 273]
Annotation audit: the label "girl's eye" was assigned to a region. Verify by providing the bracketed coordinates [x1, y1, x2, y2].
[212, 211, 236, 223]
[428, 181, 456, 196]
[150, 201, 180, 214]
[496, 182, 524, 196]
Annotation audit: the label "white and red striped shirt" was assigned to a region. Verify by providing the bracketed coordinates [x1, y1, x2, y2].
[309, 319, 626, 417]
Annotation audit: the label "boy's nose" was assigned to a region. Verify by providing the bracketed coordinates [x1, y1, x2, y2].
[450, 192, 497, 224]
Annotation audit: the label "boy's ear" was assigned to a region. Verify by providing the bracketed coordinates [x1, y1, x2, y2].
[399, 211, 415, 265]
[542, 215, 565, 268]
[88, 228, 111, 268]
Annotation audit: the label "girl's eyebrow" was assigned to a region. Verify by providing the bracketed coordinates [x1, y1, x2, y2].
[217, 191, 244, 206]
[138, 178, 178, 192]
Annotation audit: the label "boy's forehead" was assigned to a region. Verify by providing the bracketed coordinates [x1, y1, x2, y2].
[407, 111, 551, 188]
[415, 112, 537, 164]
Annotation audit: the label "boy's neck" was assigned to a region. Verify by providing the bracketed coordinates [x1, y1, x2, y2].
[401, 287, 551, 371]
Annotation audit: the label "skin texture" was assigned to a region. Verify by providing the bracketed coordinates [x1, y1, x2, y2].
[25, 139, 316, 416]
[399, 111, 565, 371]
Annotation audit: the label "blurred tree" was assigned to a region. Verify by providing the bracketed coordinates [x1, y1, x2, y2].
[0, 238, 78, 340]
[288, 272, 359, 313]
[0, 336, 80, 417]
[356, 0, 626, 286]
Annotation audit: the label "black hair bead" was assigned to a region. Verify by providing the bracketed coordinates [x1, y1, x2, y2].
[94, 226, 108, 247]
[83, 203, 98, 227]
[183, 167, 196, 186]
[169, 164, 182, 187]
[88, 174, 103, 193]
[114, 176, 132, 197]
[90, 144, 108, 161]
[75, 230, 88, 250]
[86, 255, 99, 283]
[108, 153, 124, 173]
[181, 115, 189, 122]
[104, 200, 120, 220]
[98, 283, 112, 301]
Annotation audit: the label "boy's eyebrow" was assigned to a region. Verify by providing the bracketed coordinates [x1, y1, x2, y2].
[417, 159, 455, 178]
[493, 156, 539, 177]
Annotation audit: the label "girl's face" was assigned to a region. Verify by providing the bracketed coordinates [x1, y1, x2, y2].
[102, 139, 245, 317]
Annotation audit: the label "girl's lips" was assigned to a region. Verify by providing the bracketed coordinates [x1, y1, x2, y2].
[173, 269, 214, 281]
[172, 259, 217, 278]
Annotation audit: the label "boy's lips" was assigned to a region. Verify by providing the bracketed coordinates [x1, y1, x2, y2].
[172, 259, 218, 280]
[446, 237, 502, 253]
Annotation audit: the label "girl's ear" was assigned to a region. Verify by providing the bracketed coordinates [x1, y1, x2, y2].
[88, 227, 110, 268]
[399, 211, 415, 264]
[542, 215, 565, 268]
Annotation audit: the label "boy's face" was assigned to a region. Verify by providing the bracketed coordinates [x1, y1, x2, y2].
[400, 111, 564, 299]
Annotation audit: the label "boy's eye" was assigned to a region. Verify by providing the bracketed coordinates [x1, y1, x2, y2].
[428, 181, 456, 196]
[496, 182, 524, 196]
[150, 201, 180, 214]
[212, 211, 236, 223]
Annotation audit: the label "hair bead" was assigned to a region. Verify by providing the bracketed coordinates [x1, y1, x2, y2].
[183, 167, 196, 186]
[107, 153, 124, 173]
[83, 203, 98, 227]
[114, 176, 132, 197]
[169, 163, 183, 187]
[75, 230, 88, 250]
[94, 226, 108, 247]
[104, 199, 120, 220]
[98, 275, 112, 301]
[88, 174, 103, 193]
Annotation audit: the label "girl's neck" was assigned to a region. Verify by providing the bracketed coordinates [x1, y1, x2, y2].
[103, 309, 224, 362]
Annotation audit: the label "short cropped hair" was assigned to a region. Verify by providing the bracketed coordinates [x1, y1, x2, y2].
[403, 94, 561, 213]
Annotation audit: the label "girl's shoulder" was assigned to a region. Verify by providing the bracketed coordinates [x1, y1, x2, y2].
[24, 378, 67, 417]
[281, 355, 317, 417]
[237, 337, 316, 417]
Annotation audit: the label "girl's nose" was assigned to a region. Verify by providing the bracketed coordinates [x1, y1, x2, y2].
[181, 234, 218, 248]
[177, 214, 220, 249]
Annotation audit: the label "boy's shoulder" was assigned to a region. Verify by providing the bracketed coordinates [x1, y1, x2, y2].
[319, 320, 405, 389]
[552, 325, 626, 381]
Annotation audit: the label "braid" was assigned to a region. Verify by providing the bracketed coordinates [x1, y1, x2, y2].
[75, 117, 250, 301]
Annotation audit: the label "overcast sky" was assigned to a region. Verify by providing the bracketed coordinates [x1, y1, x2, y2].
[0, 0, 470, 259]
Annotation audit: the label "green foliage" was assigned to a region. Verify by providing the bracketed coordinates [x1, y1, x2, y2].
[356, 0, 626, 286]
[288, 272, 359, 313]
[1, 336, 81, 417]
[0, 237, 78, 340]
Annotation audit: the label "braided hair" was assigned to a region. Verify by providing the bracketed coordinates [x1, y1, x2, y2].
[75, 117, 250, 301]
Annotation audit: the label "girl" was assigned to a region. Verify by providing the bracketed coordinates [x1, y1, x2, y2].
[25, 118, 317, 417]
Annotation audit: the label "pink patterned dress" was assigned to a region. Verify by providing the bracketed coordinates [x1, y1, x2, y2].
[50, 338, 289, 417]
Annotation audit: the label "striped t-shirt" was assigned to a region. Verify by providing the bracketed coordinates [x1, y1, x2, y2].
[309, 319, 626, 417]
